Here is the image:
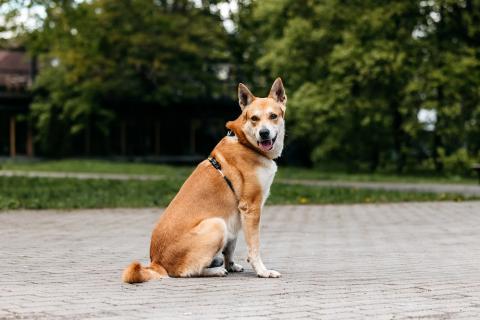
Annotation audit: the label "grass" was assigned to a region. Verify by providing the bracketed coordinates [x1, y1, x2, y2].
[0, 176, 475, 210]
[0, 159, 477, 209]
[0, 176, 181, 209]
[277, 166, 478, 184]
[269, 184, 473, 205]
[1, 159, 477, 184]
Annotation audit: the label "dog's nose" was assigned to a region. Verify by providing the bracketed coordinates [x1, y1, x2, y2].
[259, 128, 270, 139]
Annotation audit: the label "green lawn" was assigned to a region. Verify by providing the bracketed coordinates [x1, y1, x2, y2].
[277, 166, 478, 184]
[0, 176, 475, 210]
[0, 176, 180, 209]
[1, 159, 477, 184]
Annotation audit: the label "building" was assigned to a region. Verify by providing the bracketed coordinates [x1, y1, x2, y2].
[0, 49, 237, 161]
[0, 49, 35, 157]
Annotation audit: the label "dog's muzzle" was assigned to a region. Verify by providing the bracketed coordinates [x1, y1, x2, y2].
[257, 135, 277, 151]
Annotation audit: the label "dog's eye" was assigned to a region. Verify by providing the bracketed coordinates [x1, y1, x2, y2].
[269, 113, 278, 120]
[251, 116, 259, 122]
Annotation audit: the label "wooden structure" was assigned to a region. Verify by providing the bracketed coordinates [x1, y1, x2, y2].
[0, 49, 35, 158]
[0, 49, 237, 161]
[102, 98, 236, 160]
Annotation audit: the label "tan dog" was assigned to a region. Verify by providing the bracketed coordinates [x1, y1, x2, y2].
[122, 78, 287, 283]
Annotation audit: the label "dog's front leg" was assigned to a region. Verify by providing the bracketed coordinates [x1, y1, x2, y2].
[239, 202, 281, 278]
[223, 238, 244, 272]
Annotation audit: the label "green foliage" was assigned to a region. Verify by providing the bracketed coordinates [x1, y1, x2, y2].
[2, 0, 480, 174]
[436, 147, 477, 175]
[242, 0, 480, 174]
[3, 0, 230, 155]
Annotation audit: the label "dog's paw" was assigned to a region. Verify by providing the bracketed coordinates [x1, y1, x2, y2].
[227, 262, 244, 272]
[203, 266, 228, 277]
[257, 269, 281, 278]
[216, 267, 228, 277]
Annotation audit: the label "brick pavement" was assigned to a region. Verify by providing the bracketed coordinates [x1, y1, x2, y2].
[1, 202, 480, 319]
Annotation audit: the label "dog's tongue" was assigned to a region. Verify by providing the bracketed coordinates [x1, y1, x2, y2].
[260, 139, 273, 150]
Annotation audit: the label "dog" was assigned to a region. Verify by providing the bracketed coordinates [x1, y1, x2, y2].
[122, 78, 287, 283]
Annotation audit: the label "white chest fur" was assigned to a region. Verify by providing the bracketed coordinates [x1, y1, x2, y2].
[256, 159, 277, 207]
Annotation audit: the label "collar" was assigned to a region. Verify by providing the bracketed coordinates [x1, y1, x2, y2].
[207, 156, 236, 195]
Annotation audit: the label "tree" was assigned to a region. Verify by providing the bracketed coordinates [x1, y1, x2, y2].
[2, 0, 230, 155]
[249, 0, 420, 171]
[407, 0, 480, 173]
[244, 0, 480, 174]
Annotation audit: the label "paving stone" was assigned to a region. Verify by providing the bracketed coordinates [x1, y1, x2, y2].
[0, 202, 479, 319]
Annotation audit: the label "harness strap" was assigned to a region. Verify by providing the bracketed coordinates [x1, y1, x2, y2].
[208, 156, 235, 195]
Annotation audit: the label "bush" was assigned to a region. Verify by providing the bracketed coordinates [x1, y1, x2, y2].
[438, 148, 477, 176]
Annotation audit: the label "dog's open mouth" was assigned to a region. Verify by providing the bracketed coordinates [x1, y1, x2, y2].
[258, 135, 277, 151]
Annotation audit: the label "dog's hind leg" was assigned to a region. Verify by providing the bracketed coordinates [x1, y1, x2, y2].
[173, 217, 228, 277]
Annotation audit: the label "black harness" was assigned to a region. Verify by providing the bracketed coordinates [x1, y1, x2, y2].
[207, 131, 236, 195]
[207, 156, 236, 194]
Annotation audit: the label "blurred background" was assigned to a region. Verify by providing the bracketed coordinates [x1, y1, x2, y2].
[1, 0, 479, 177]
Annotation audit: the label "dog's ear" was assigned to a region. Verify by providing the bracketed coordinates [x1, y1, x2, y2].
[268, 77, 287, 107]
[238, 83, 255, 110]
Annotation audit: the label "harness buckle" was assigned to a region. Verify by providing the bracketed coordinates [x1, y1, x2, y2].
[208, 156, 236, 195]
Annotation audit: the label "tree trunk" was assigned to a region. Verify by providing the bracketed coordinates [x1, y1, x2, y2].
[433, 86, 444, 173]
[9, 116, 16, 158]
[390, 100, 405, 173]
[369, 146, 380, 173]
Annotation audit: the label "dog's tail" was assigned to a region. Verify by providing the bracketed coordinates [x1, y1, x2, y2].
[122, 261, 168, 284]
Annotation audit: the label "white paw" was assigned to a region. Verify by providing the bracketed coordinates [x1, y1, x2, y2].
[257, 269, 281, 278]
[214, 267, 228, 277]
[227, 262, 244, 272]
[203, 267, 228, 277]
